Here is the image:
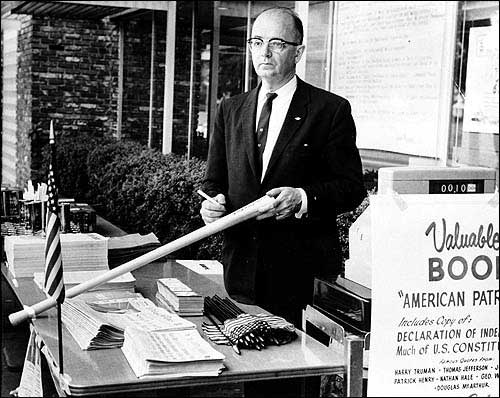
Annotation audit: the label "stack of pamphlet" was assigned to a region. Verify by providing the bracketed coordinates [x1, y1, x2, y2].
[3, 233, 108, 278]
[107, 233, 161, 268]
[33, 270, 136, 293]
[122, 327, 225, 378]
[156, 278, 203, 316]
[62, 290, 197, 350]
[62, 290, 139, 350]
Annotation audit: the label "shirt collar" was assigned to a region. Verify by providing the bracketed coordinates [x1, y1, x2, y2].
[258, 75, 297, 102]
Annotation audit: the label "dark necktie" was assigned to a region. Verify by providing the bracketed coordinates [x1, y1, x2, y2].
[256, 92, 278, 178]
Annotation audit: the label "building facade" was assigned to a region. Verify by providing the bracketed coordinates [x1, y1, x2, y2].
[2, 1, 499, 188]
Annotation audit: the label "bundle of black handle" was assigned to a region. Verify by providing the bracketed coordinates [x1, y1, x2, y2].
[202, 295, 297, 352]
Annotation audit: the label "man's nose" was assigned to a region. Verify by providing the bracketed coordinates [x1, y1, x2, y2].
[260, 41, 272, 57]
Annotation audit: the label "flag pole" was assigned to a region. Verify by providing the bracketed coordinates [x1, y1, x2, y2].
[57, 302, 64, 375]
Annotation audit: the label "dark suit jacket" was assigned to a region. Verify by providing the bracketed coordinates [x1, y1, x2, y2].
[203, 77, 366, 307]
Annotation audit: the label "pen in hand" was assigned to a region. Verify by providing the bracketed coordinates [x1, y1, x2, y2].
[197, 189, 221, 207]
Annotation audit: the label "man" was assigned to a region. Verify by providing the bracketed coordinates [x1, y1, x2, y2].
[201, 7, 366, 328]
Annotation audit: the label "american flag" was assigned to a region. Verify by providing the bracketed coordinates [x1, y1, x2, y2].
[44, 121, 65, 303]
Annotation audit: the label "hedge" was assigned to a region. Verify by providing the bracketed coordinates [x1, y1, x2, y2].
[38, 136, 375, 264]
[86, 139, 222, 259]
[38, 132, 114, 201]
[336, 188, 373, 265]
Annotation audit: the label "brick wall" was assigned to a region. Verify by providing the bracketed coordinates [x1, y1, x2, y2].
[13, 7, 204, 187]
[16, 16, 119, 184]
[172, 2, 201, 156]
[119, 5, 202, 155]
[16, 15, 34, 186]
[121, 15, 165, 147]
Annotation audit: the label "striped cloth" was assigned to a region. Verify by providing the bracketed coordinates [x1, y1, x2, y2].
[223, 313, 272, 342]
[202, 313, 297, 348]
[44, 131, 65, 304]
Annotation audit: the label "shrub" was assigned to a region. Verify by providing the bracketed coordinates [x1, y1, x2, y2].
[87, 140, 222, 259]
[37, 132, 113, 201]
[87, 140, 165, 217]
[362, 168, 378, 192]
[336, 188, 374, 266]
[38, 135, 376, 263]
[336, 168, 377, 273]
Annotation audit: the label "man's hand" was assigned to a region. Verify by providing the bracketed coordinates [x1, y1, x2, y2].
[257, 187, 302, 221]
[200, 193, 227, 224]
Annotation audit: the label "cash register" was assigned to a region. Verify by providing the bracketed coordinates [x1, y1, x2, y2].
[310, 165, 497, 365]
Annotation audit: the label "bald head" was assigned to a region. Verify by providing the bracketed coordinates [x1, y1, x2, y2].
[254, 7, 303, 44]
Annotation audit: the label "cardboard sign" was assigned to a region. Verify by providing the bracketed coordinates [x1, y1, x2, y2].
[367, 193, 499, 396]
[17, 327, 43, 397]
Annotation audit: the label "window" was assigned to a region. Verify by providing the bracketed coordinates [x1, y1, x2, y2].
[304, 1, 333, 89]
[190, 0, 499, 180]
[201, 1, 294, 155]
[450, 1, 499, 177]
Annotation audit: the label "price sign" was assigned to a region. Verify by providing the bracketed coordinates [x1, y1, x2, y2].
[429, 180, 484, 194]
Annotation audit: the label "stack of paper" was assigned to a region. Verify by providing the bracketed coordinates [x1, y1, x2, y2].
[4, 233, 108, 278]
[107, 233, 161, 268]
[122, 327, 225, 378]
[61, 291, 140, 350]
[156, 278, 203, 316]
[33, 270, 136, 293]
[62, 290, 197, 350]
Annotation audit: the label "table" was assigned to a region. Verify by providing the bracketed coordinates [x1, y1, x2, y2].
[1, 213, 363, 396]
[1, 259, 359, 397]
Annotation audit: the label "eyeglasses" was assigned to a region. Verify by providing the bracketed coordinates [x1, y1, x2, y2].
[247, 37, 300, 52]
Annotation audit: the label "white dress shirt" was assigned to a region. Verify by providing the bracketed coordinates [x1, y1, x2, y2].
[255, 75, 307, 217]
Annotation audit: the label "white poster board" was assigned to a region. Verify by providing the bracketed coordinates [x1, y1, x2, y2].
[175, 259, 223, 275]
[331, 2, 456, 158]
[463, 26, 500, 135]
[367, 193, 499, 397]
[17, 327, 43, 397]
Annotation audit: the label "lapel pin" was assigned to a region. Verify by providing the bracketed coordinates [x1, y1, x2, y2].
[294, 116, 301, 121]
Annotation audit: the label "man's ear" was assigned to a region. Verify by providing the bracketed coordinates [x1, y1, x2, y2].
[294, 45, 305, 64]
